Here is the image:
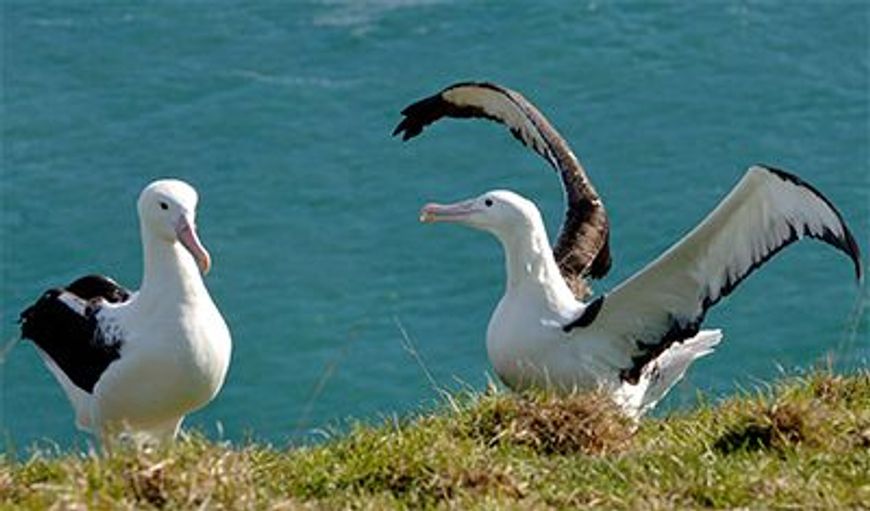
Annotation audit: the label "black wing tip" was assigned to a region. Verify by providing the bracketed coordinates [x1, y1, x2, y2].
[391, 118, 420, 140]
[392, 81, 515, 142]
[392, 93, 448, 141]
[757, 163, 863, 282]
[841, 224, 863, 282]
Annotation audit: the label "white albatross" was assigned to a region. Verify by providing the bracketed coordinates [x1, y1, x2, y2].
[393, 81, 612, 299]
[19, 179, 232, 444]
[417, 167, 861, 417]
[394, 82, 861, 416]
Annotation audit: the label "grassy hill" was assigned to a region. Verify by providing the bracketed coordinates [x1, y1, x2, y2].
[2, 371, 868, 509]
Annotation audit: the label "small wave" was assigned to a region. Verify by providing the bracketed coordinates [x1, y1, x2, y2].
[29, 18, 77, 28]
[28, 12, 138, 29]
[228, 70, 356, 89]
[312, 0, 452, 29]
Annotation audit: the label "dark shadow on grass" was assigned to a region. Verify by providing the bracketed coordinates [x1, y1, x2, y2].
[713, 402, 813, 454]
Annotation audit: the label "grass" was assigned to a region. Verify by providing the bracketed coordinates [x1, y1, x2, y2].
[1, 371, 868, 510]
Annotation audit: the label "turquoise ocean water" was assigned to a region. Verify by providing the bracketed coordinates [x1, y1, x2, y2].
[2, 2, 868, 451]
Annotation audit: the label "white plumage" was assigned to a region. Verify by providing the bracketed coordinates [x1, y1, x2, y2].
[420, 166, 861, 417]
[20, 179, 232, 444]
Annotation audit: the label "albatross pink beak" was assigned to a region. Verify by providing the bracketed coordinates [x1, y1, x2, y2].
[419, 200, 478, 223]
[176, 216, 211, 274]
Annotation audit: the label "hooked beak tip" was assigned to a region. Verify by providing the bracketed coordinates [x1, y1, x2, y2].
[419, 202, 462, 224]
[419, 206, 437, 224]
[199, 254, 212, 274]
[176, 216, 212, 275]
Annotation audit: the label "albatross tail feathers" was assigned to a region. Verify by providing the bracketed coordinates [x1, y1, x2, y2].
[618, 329, 723, 418]
[33, 346, 95, 433]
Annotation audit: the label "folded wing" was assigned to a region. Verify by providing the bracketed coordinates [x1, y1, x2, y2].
[20, 274, 131, 393]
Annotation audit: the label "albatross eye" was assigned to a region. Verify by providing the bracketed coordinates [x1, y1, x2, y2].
[484, 199, 493, 207]
[159, 201, 169, 210]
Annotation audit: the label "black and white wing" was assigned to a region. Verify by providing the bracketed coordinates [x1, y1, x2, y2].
[20, 274, 131, 393]
[566, 165, 861, 383]
[393, 81, 611, 297]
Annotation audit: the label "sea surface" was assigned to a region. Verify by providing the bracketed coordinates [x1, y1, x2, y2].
[2, 1, 868, 451]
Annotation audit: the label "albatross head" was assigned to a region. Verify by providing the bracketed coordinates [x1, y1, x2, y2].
[419, 190, 543, 240]
[138, 179, 211, 274]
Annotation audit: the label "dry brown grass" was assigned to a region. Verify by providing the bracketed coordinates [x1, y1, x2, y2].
[462, 389, 635, 455]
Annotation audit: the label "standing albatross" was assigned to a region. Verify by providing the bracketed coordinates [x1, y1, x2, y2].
[395, 84, 862, 417]
[394, 81, 610, 298]
[19, 179, 232, 443]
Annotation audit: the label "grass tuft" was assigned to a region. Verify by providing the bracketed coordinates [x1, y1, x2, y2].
[461, 388, 634, 455]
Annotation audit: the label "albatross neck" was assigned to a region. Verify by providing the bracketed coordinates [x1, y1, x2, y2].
[497, 218, 578, 307]
[138, 227, 207, 305]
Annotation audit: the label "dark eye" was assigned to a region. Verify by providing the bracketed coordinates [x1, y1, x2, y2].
[159, 201, 169, 210]
[484, 198, 493, 207]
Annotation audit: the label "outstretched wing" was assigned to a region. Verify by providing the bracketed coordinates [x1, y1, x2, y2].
[394, 81, 611, 296]
[20, 274, 131, 393]
[566, 165, 861, 383]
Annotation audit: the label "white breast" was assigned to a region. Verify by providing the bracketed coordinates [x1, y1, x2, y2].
[92, 293, 231, 428]
[486, 285, 593, 391]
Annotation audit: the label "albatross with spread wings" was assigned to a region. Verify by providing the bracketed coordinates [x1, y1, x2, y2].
[395, 82, 862, 417]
